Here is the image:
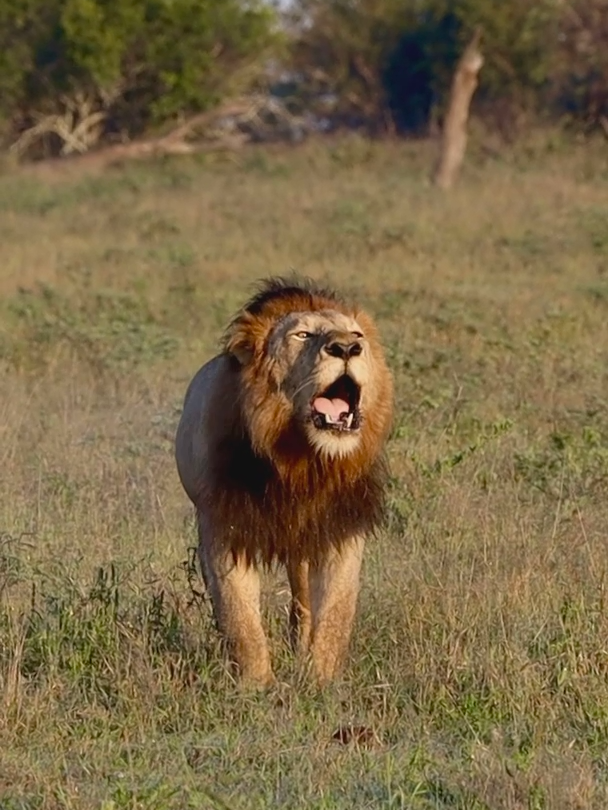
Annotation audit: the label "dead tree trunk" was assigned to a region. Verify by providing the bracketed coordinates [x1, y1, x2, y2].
[434, 29, 484, 190]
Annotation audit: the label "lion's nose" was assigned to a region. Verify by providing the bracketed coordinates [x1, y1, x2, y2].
[324, 338, 363, 360]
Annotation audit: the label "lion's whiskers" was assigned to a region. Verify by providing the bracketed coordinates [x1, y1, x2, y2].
[289, 374, 318, 401]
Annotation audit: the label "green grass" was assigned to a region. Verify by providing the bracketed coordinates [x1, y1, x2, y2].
[1, 131, 608, 808]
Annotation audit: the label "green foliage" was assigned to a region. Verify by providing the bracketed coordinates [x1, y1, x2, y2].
[1, 0, 606, 153]
[1, 283, 180, 372]
[552, 0, 608, 127]
[452, 0, 559, 100]
[143, 0, 279, 122]
[288, 0, 428, 131]
[514, 427, 608, 502]
[0, 0, 49, 121]
[287, 0, 608, 133]
[0, 0, 279, 152]
[60, 0, 145, 92]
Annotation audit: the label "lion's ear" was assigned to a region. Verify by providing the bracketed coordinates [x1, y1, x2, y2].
[229, 341, 254, 366]
[225, 315, 255, 366]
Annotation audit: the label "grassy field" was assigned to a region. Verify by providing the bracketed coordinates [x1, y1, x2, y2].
[1, 132, 608, 809]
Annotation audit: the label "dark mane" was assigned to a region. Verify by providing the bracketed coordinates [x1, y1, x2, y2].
[241, 275, 345, 316]
[221, 275, 351, 357]
[197, 435, 388, 567]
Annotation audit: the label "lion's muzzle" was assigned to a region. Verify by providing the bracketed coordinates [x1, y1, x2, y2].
[323, 331, 363, 361]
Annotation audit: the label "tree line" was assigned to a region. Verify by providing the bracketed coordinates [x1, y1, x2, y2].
[1, 0, 606, 160]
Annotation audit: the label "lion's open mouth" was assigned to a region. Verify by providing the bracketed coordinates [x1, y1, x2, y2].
[311, 375, 361, 432]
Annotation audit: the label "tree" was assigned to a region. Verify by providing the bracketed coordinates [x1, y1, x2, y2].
[0, 0, 281, 158]
[285, 0, 597, 137]
[553, 0, 608, 129]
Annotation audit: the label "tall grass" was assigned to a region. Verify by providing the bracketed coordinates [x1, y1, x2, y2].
[1, 132, 608, 808]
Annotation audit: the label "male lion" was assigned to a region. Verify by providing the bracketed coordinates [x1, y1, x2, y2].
[175, 277, 393, 686]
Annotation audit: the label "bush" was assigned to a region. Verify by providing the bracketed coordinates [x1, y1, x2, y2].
[553, 0, 608, 128]
[1, 0, 606, 157]
[286, 0, 608, 135]
[286, 0, 422, 133]
[0, 0, 280, 157]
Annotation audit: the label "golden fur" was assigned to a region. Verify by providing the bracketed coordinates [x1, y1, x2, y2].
[175, 277, 394, 686]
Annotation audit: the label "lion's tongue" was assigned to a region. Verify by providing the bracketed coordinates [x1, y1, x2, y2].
[313, 397, 350, 421]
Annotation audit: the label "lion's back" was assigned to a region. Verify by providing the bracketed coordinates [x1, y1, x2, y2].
[175, 353, 240, 504]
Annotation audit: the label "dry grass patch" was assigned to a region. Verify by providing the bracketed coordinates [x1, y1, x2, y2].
[1, 133, 608, 808]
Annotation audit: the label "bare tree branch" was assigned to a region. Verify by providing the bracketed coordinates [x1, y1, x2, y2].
[18, 94, 308, 170]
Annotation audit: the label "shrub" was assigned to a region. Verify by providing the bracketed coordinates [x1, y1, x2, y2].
[0, 0, 280, 157]
[285, 0, 607, 135]
[553, 0, 608, 128]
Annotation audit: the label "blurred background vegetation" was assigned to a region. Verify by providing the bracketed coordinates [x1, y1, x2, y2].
[0, 0, 607, 160]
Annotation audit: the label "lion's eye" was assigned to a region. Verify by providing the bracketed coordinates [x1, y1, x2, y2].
[294, 331, 313, 340]
[352, 331, 364, 339]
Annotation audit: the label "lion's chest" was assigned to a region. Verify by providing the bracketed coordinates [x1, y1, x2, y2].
[200, 436, 387, 564]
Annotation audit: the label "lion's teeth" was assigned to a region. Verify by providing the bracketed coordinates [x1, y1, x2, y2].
[346, 412, 354, 428]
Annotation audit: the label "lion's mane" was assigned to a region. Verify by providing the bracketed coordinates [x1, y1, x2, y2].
[193, 277, 393, 566]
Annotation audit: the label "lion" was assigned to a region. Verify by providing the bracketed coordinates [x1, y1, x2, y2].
[175, 277, 394, 686]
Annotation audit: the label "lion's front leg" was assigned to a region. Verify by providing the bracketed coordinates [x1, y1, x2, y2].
[308, 536, 365, 685]
[286, 557, 312, 656]
[198, 514, 274, 688]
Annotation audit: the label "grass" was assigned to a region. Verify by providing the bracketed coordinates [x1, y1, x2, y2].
[1, 130, 608, 808]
